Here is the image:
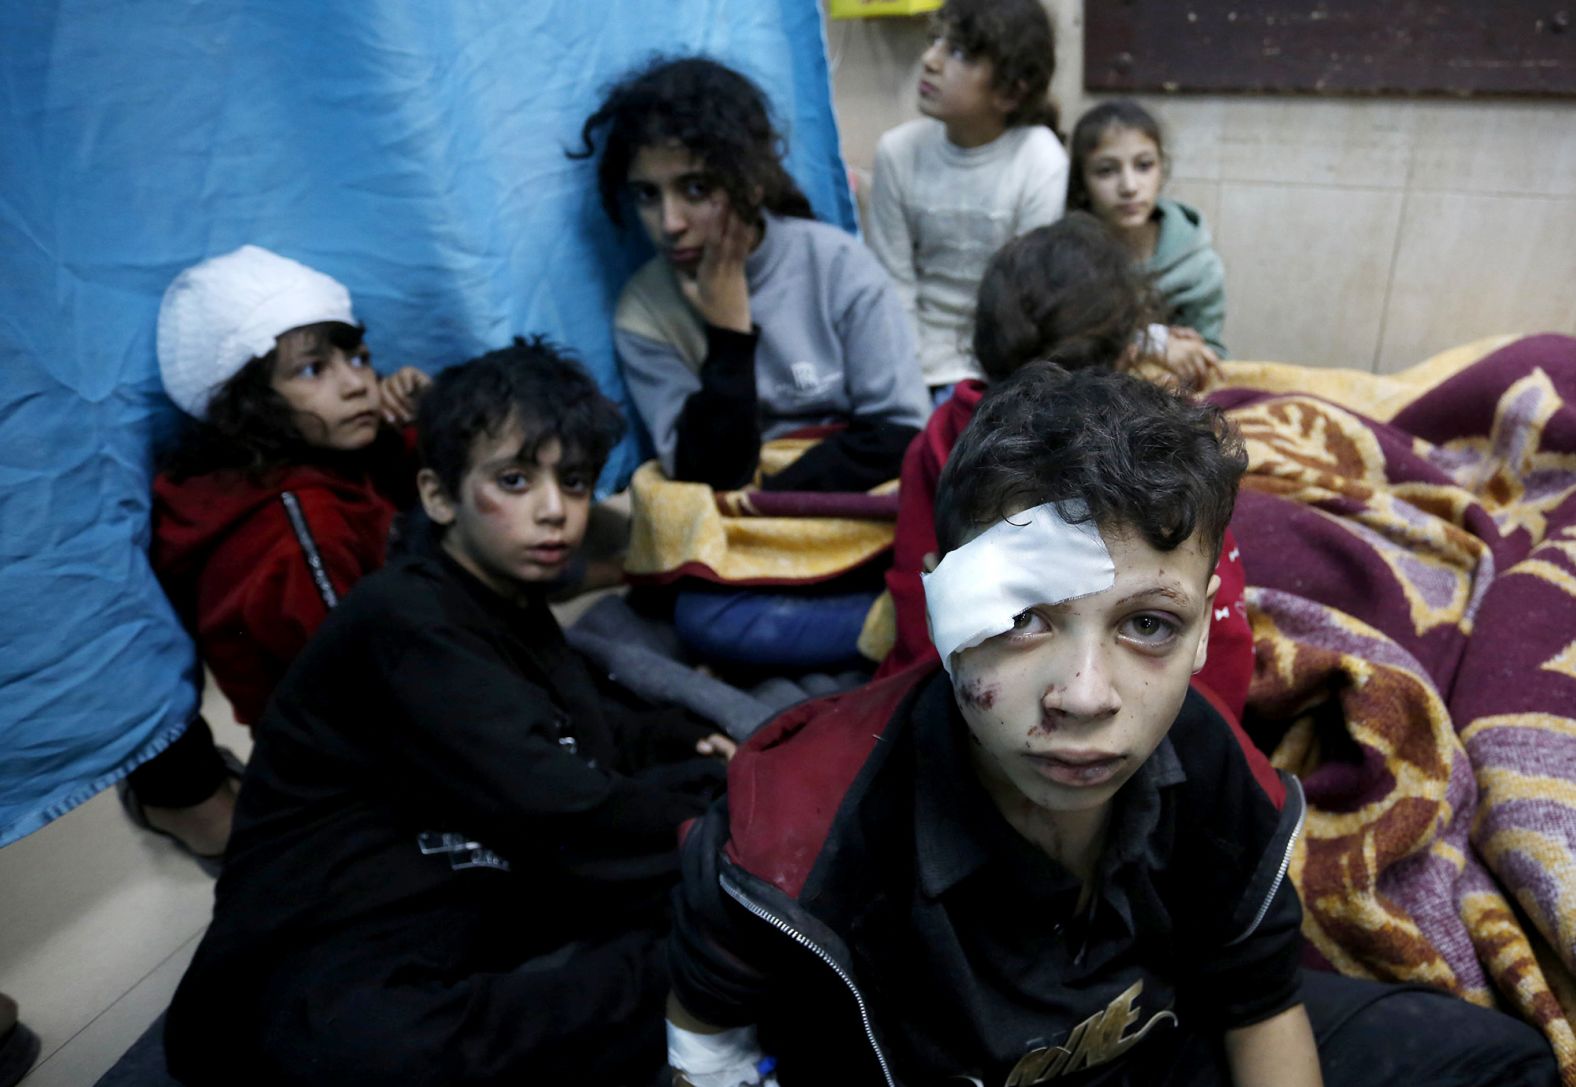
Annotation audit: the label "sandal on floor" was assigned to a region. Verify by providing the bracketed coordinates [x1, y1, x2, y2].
[117, 747, 245, 878]
[0, 1021, 41, 1087]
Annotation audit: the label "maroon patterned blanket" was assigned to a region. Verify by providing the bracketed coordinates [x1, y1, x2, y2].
[1214, 334, 1576, 1080]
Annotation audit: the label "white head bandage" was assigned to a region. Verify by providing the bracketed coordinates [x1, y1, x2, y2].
[157, 245, 357, 418]
[923, 501, 1115, 675]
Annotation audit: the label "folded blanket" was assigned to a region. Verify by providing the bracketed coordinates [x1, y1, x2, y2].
[565, 595, 866, 741]
[1217, 333, 1576, 1078]
[624, 438, 900, 587]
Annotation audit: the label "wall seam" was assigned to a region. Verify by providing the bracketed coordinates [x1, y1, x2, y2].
[1370, 147, 1415, 374]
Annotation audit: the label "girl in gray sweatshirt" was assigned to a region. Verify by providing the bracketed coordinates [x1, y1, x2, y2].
[577, 56, 930, 495]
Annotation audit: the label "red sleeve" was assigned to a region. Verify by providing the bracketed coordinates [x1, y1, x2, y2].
[1195, 526, 1253, 723]
[877, 384, 987, 678]
[876, 426, 944, 678]
[1191, 528, 1281, 808]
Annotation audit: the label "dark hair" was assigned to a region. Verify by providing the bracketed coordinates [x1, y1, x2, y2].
[1068, 98, 1166, 211]
[418, 335, 625, 499]
[572, 56, 814, 228]
[160, 322, 368, 481]
[936, 0, 1060, 131]
[972, 212, 1153, 382]
[934, 364, 1244, 565]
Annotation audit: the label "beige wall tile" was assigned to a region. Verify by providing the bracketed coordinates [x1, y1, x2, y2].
[1377, 192, 1576, 372]
[824, 15, 928, 172]
[1409, 101, 1576, 198]
[1213, 182, 1402, 368]
[1131, 97, 1227, 182]
[1164, 178, 1222, 233]
[1211, 99, 1417, 188]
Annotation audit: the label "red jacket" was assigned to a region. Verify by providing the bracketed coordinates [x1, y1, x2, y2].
[151, 436, 414, 725]
[877, 379, 1262, 775]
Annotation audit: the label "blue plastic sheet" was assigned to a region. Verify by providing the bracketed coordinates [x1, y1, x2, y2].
[0, 0, 851, 844]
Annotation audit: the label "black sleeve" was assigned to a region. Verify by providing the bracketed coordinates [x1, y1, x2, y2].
[1183, 867, 1305, 1029]
[376, 617, 712, 868]
[672, 324, 762, 490]
[1170, 693, 1308, 1030]
[758, 416, 920, 494]
[590, 663, 723, 770]
[668, 799, 780, 1028]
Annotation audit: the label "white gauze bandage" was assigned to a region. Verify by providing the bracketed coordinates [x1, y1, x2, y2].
[667, 1021, 778, 1087]
[923, 501, 1115, 675]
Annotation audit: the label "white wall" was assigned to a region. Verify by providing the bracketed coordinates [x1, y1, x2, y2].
[823, 3, 1576, 372]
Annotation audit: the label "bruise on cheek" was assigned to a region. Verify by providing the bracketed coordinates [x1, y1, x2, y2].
[957, 677, 998, 710]
[471, 483, 501, 516]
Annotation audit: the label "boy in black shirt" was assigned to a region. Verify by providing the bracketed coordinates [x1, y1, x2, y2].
[665, 364, 1556, 1086]
[165, 337, 732, 1087]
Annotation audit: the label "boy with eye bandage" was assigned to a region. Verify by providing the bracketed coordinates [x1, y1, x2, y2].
[664, 364, 1557, 1087]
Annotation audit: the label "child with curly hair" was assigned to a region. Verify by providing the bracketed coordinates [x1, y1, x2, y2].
[579, 55, 929, 496]
[878, 215, 1251, 733]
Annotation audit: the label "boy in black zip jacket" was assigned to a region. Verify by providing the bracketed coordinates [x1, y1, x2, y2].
[665, 364, 1557, 1087]
[164, 337, 733, 1087]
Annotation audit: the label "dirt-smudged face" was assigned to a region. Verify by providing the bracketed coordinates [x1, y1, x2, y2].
[421, 425, 592, 600]
[952, 523, 1217, 825]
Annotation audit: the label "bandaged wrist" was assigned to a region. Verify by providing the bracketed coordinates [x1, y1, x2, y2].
[667, 1021, 777, 1087]
[1140, 322, 1169, 357]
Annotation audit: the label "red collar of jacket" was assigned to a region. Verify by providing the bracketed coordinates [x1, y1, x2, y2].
[722, 662, 934, 899]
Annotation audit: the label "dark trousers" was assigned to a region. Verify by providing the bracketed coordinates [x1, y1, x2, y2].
[166, 922, 671, 1087]
[1154, 970, 1559, 1087]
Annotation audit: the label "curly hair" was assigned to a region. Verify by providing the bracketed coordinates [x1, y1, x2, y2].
[1067, 98, 1166, 211]
[160, 322, 370, 482]
[934, 363, 1245, 563]
[972, 212, 1155, 382]
[936, 0, 1060, 131]
[417, 335, 625, 500]
[572, 56, 814, 228]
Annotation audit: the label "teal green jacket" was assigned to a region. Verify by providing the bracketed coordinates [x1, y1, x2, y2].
[1143, 196, 1227, 357]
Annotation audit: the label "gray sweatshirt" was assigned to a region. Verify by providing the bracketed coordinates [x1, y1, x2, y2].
[614, 213, 930, 477]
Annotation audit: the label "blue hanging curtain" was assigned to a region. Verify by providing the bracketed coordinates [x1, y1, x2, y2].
[0, 0, 851, 844]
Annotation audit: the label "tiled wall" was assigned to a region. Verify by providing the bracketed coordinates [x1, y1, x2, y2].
[823, 5, 1576, 372]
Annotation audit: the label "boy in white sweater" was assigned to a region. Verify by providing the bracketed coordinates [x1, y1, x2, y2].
[866, 0, 1069, 393]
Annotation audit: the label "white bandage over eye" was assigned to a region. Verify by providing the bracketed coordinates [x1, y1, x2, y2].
[923, 501, 1115, 675]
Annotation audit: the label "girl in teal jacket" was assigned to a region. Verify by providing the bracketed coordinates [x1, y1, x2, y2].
[1070, 99, 1228, 359]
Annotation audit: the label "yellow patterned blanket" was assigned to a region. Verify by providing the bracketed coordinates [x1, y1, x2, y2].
[624, 440, 899, 586]
[1216, 334, 1576, 1080]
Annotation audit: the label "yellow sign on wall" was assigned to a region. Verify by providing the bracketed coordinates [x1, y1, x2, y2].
[827, 0, 942, 18]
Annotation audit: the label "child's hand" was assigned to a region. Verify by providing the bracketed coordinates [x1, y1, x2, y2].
[1158, 327, 1221, 393]
[678, 200, 753, 335]
[380, 367, 432, 426]
[1127, 328, 1219, 395]
[695, 732, 738, 762]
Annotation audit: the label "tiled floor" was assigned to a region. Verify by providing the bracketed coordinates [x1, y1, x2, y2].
[0, 682, 251, 1087]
